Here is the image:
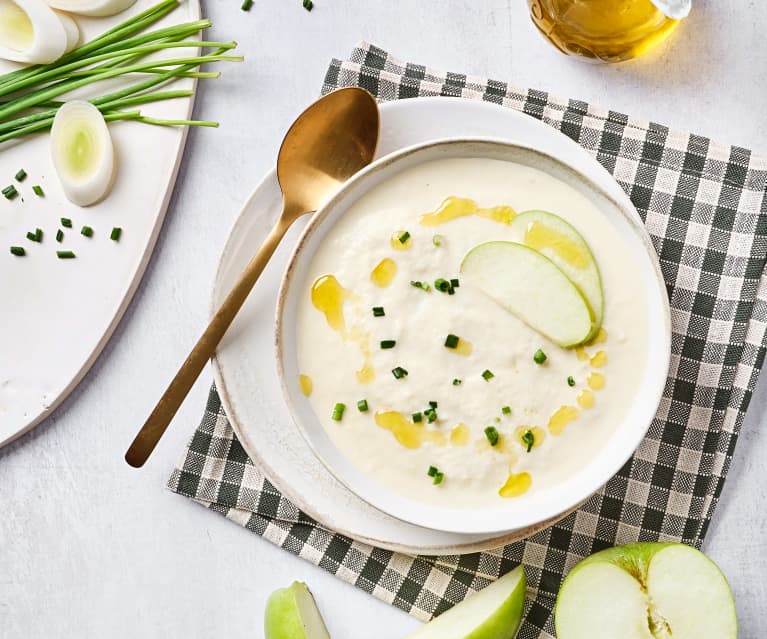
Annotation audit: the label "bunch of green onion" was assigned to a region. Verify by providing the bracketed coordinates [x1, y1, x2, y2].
[0, 0, 241, 144]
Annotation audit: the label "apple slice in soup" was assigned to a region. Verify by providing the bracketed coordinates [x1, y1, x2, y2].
[510, 210, 603, 340]
[460, 241, 593, 348]
[405, 565, 526, 639]
[555, 543, 737, 639]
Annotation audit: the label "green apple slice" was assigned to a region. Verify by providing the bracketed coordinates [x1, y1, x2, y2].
[405, 565, 526, 639]
[555, 543, 737, 639]
[264, 582, 331, 639]
[510, 210, 603, 340]
[460, 241, 593, 347]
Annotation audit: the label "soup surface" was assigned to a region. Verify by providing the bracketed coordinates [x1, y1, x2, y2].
[295, 157, 649, 508]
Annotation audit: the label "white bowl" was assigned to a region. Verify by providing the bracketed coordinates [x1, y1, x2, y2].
[276, 138, 670, 535]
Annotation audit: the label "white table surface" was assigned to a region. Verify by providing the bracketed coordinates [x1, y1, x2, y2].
[2, 2, 766, 637]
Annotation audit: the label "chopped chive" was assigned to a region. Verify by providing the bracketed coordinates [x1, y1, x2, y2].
[372, 306, 385, 317]
[432, 234, 444, 247]
[412, 412, 423, 423]
[81, 225, 93, 238]
[494, 417, 501, 423]
[61, 218, 72, 228]
[482, 369, 494, 381]
[484, 426, 500, 446]
[444, 333, 459, 349]
[425, 408, 437, 423]
[392, 366, 408, 379]
[2, 185, 18, 199]
[32, 185, 44, 197]
[357, 399, 368, 412]
[452, 378, 462, 386]
[380, 340, 396, 349]
[433, 471, 445, 485]
[26, 231, 38, 242]
[303, 0, 313, 10]
[10, 246, 25, 256]
[533, 349, 547, 365]
[56, 229, 64, 243]
[56, 250, 76, 259]
[502, 406, 511, 415]
[110, 227, 122, 241]
[26, 228, 42, 242]
[427, 465, 438, 477]
[331, 402, 346, 421]
[398, 231, 410, 244]
[15, 169, 26, 182]
[567, 375, 575, 387]
[241, 0, 253, 9]
[410, 280, 430, 291]
[450, 278, 460, 288]
[522, 429, 535, 453]
[434, 277, 450, 292]
[428, 400, 438, 408]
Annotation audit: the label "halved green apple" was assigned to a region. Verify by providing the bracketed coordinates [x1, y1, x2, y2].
[555, 543, 737, 639]
[460, 241, 593, 347]
[405, 565, 526, 639]
[510, 210, 603, 340]
[264, 582, 331, 639]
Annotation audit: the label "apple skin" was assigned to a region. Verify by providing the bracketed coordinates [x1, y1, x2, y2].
[264, 582, 330, 639]
[554, 542, 737, 639]
[405, 565, 526, 639]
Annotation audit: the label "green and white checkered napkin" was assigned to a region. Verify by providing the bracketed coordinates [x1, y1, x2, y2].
[168, 43, 767, 638]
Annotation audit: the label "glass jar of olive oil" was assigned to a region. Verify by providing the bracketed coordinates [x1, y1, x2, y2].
[527, 0, 688, 63]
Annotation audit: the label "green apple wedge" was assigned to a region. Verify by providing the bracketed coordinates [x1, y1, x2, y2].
[264, 581, 331, 639]
[510, 210, 604, 341]
[460, 241, 593, 347]
[555, 543, 737, 639]
[404, 565, 526, 639]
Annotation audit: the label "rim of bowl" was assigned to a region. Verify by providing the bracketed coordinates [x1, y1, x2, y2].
[274, 136, 671, 534]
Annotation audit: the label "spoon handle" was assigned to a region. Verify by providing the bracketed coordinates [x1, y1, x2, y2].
[125, 213, 290, 468]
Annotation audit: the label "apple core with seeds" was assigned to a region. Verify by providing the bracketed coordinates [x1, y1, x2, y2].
[295, 156, 650, 508]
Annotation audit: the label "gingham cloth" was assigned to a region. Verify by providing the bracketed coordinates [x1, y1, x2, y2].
[168, 43, 767, 638]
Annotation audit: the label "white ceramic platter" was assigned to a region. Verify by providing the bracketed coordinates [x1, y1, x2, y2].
[212, 96, 646, 554]
[0, 0, 200, 446]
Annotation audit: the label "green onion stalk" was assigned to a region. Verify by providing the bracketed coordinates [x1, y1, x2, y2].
[0, 0, 241, 144]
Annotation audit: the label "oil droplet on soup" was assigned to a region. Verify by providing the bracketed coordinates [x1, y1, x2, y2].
[515, 425, 546, 450]
[523, 220, 589, 269]
[450, 423, 470, 446]
[374, 411, 447, 449]
[311, 274, 348, 332]
[449, 337, 473, 356]
[499, 472, 532, 498]
[419, 196, 516, 227]
[590, 327, 608, 344]
[548, 405, 579, 435]
[370, 258, 397, 287]
[577, 389, 596, 409]
[299, 374, 313, 397]
[575, 346, 590, 361]
[587, 372, 606, 391]
[390, 230, 412, 250]
[590, 350, 608, 368]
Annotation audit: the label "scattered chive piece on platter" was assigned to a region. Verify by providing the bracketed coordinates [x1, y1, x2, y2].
[32, 185, 44, 196]
[331, 403, 345, 421]
[357, 399, 368, 412]
[57, 250, 76, 259]
[81, 226, 94, 238]
[15, 169, 26, 182]
[10, 246, 25, 256]
[241, 0, 253, 10]
[56, 229, 64, 243]
[110, 227, 122, 241]
[61, 218, 72, 228]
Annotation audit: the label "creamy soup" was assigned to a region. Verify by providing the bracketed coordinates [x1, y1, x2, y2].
[295, 157, 648, 508]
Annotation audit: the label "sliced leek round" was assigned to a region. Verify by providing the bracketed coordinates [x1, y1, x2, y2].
[57, 11, 80, 53]
[51, 100, 115, 207]
[45, 0, 137, 17]
[0, 0, 69, 64]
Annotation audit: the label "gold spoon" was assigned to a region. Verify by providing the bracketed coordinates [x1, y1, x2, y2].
[125, 87, 380, 467]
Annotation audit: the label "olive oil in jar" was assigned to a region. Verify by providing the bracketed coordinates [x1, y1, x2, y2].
[527, 0, 682, 63]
